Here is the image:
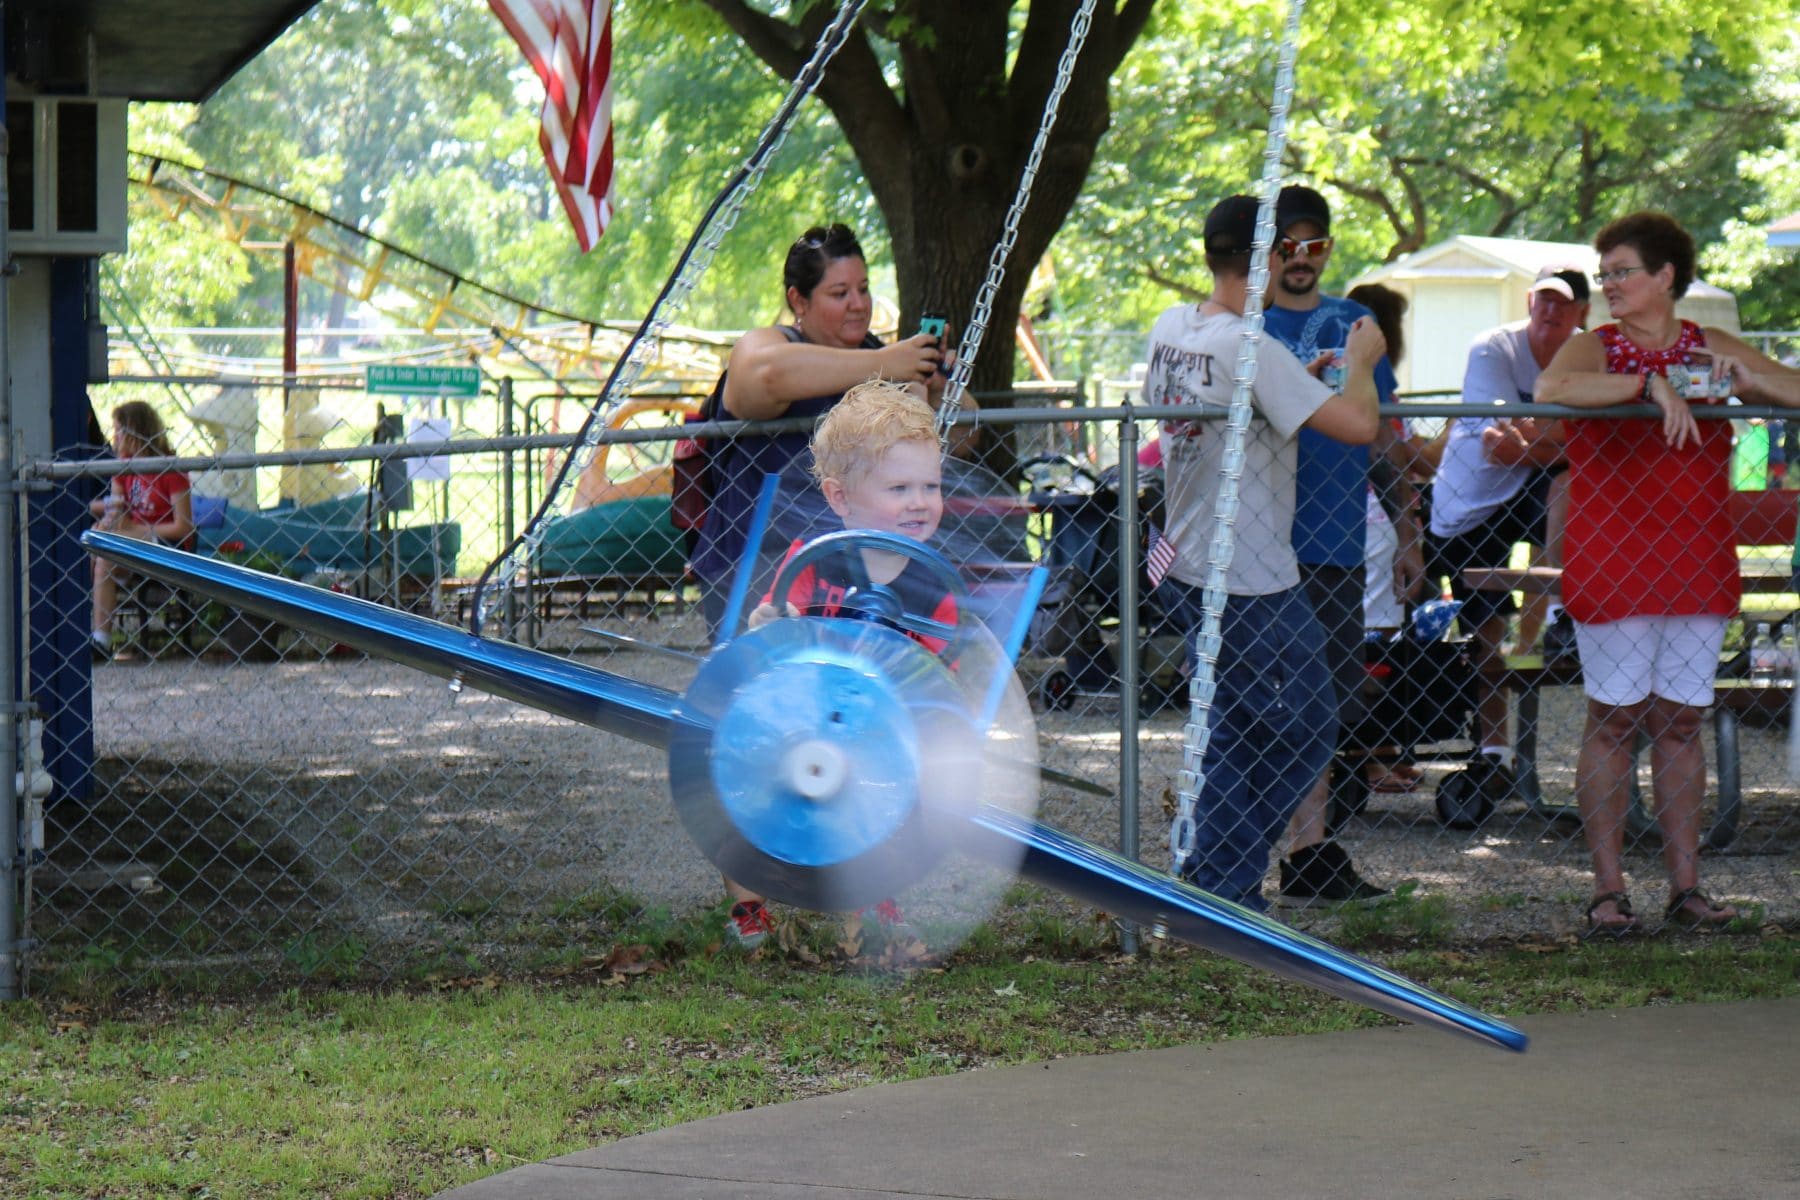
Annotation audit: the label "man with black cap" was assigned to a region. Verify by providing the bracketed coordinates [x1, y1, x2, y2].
[1428, 265, 1590, 796]
[1141, 194, 1387, 912]
[1263, 184, 1407, 904]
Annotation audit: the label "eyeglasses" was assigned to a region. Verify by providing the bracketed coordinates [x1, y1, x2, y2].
[1277, 235, 1332, 260]
[1592, 266, 1646, 286]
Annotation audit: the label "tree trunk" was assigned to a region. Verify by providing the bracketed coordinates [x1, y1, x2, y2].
[882, 103, 1102, 474]
[701, 1, 1155, 473]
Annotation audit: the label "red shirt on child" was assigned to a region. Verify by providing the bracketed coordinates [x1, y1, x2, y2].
[764, 538, 959, 656]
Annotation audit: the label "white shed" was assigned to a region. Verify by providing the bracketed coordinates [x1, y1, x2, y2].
[1348, 235, 1741, 396]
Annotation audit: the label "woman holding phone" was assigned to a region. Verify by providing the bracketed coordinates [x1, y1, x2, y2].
[691, 223, 970, 643]
[690, 223, 970, 947]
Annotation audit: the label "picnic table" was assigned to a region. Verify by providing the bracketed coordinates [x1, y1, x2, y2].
[1457, 561, 1794, 849]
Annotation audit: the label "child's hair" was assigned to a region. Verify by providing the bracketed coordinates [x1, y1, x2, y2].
[811, 379, 939, 484]
[112, 400, 175, 457]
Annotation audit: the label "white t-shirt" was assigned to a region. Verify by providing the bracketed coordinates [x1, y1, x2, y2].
[1431, 320, 1550, 537]
[1140, 305, 1332, 595]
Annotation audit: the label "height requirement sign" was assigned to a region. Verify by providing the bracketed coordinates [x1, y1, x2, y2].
[364, 365, 480, 481]
[365, 364, 482, 398]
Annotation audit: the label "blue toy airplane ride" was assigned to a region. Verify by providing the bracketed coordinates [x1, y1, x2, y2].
[83, 524, 1527, 1053]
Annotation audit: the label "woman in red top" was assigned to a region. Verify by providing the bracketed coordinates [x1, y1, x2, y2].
[90, 401, 195, 658]
[1539, 212, 1800, 933]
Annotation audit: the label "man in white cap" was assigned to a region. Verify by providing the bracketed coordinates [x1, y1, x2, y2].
[1427, 266, 1590, 800]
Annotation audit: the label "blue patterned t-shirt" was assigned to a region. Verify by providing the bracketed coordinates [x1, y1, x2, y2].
[1263, 297, 1398, 567]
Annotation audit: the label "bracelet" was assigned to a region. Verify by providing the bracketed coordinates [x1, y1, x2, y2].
[1640, 372, 1653, 402]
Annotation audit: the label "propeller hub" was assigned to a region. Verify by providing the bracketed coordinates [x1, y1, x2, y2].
[783, 736, 849, 801]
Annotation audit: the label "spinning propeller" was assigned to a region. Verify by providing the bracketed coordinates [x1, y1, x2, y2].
[83, 527, 1526, 1052]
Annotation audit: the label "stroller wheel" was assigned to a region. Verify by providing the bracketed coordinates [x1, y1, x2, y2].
[1434, 768, 1494, 829]
[1038, 669, 1076, 711]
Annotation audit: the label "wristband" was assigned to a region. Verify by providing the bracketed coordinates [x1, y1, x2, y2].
[1640, 372, 1653, 402]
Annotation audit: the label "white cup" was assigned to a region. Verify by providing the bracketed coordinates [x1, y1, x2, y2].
[1674, 355, 1732, 400]
[1673, 365, 1712, 399]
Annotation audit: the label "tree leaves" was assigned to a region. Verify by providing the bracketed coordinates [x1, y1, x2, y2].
[1049, 1, 1800, 332]
[109, 0, 1800, 368]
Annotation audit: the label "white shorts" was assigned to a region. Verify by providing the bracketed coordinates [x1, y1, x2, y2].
[1363, 492, 1404, 630]
[1574, 615, 1728, 708]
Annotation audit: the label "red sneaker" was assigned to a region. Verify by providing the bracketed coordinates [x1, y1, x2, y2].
[726, 900, 773, 950]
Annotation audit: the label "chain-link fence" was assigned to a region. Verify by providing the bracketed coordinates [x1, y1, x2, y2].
[7, 386, 1799, 993]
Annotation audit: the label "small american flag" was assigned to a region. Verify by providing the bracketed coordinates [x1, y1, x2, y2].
[1145, 523, 1177, 589]
[490, 0, 617, 252]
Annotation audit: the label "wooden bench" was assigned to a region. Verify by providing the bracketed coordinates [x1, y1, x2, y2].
[1476, 648, 1789, 850]
[114, 576, 207, 657]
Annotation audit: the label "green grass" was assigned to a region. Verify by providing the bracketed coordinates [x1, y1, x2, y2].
[3, 928, 1795, 1199]
[1330, 881, 1459, 945]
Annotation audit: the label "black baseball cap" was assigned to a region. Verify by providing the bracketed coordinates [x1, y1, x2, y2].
[1531, 265, 1591, 304]
[1275, 184, 1331, 235]
[1203, 195, 1261, 256]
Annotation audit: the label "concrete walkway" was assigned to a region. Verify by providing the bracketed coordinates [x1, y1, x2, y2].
[439, 996, 1799, 1199]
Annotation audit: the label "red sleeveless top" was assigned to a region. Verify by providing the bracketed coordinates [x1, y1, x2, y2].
[1561, 321, 1738, 624]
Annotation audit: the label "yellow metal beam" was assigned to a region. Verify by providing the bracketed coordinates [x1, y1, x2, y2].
[125, 153, 724, 384]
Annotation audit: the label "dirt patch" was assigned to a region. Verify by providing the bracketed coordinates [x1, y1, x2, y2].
[29, 614, 1800, 989]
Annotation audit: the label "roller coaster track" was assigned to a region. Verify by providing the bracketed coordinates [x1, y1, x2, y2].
[122, 152, 729, 385]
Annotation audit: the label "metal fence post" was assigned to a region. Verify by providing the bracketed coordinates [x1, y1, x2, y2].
[0, 65, 19, 997]
[1116, 411, 1141, 955]
[1, 455, 18, 1002]
[499, 377, 518, 638]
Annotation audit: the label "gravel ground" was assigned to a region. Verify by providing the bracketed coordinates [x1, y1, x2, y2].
[61, 605, 1800, 980]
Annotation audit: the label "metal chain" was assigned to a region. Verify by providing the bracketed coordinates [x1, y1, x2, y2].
[475, 0, 872, 632]
[935, 0, 1098, 443]
[1171, 0, 1309, 875]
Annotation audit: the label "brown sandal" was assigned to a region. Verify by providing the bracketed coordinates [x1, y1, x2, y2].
[1664, 888, 1737, 929]
[1585, 891, 1639, 937]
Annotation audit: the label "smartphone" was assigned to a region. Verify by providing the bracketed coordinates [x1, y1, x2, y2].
[918, 310, 948, 341]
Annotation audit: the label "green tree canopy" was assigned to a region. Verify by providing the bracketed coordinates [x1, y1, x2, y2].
[1051, 3, 1799, 343]
[113, 0, 1800, 386]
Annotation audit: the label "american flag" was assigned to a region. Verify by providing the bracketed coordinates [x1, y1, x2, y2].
[489, 0, 617, 252]
[1145, 524, 1177, 589]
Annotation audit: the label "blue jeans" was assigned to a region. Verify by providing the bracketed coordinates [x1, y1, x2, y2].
[1156, 582, 1339, 909]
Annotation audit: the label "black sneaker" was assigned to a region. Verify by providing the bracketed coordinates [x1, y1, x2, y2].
[1278, 840, 1388, 905]
[1542, 612, 1578, 664]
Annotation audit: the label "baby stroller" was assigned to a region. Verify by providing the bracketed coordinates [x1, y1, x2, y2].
[1331, 599, 1486, 828]
[1019, 454, 1188, 713]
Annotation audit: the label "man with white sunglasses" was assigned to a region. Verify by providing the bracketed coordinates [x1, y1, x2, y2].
[1263, 185, 1409, 905]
